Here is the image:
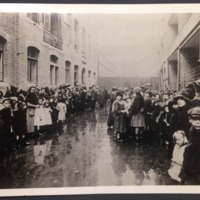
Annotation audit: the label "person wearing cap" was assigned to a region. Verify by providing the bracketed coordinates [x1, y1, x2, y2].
[180, 106, 200, 184]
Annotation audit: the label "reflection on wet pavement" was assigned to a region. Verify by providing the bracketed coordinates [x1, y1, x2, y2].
[0, 109, 173, 188]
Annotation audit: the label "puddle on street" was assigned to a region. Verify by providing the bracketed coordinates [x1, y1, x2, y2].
[0, 109, 172, 188]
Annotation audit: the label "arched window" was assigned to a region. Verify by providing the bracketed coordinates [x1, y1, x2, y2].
[65, 61, 71, 83]
[82, 68, 86, 84]
[50, 55, 59, 85]
[74, 65, 79, 84]
[27, 46, 39, 83]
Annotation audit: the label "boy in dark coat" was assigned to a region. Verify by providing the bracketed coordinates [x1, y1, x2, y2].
[13, 96, 29, 147]
[0, 98, 13, 153]
[180, 106, 200, 184]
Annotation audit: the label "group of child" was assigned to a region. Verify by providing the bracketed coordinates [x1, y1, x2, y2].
[0, 84, 101, 161]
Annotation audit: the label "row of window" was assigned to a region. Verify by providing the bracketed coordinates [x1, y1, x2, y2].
[27, 46, 96, 86]
[0, 38, 96, 86]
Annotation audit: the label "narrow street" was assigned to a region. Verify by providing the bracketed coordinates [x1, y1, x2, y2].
[0, 107, 173, 188]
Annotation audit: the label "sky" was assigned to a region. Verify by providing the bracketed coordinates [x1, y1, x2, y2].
[78, 14, 166, 77]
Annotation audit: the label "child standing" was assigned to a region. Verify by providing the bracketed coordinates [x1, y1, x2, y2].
[56, 98, 67, 135]
[43, 100, 53, 135]
[34, 97, 46, 136]
[56, 98, 67, 122]
[168, 130, 188, 183]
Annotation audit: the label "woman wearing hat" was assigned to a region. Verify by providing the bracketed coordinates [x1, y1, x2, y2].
[129, 86, 145, 143]
[112, 92, 127, 142]
[26, 87, 39, 134]
[173, 94, 191, 139]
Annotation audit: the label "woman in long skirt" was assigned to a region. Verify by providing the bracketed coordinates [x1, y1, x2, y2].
[26, 87, 39, 134]
[129, 87, 145, 143]
[112, 92, 127, 142]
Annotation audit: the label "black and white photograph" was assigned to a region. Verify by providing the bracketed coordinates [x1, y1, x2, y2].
[0, 4, 200, 196]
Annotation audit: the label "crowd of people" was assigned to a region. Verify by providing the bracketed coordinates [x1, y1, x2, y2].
[107, 80, 200, 185]
[0, 84, 108, 160]
[1, 79, 200, 185]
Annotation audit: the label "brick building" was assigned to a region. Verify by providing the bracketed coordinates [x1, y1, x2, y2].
[158, 14, 200, 91]
[0, 13, 98, 92]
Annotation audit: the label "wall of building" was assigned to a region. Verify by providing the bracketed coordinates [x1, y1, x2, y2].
[0, 13, 17, 88]
[159, 13, 200, 91]
[0, 13, 98, 91]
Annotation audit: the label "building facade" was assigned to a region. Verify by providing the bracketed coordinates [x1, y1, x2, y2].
[158, 13, 200, 91]
[0, 13, 98, 91]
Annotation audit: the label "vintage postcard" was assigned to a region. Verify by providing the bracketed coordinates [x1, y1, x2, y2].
[0, 3, 200, 197]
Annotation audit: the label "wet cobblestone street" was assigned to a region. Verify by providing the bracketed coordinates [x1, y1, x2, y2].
[0, 108, 174, 189]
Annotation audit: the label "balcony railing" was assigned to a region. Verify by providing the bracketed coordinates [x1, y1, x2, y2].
[180, 67, 200, 88]
[43, 29, 63, 50]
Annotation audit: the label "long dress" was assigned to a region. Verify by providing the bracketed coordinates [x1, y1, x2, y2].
[112, 100, 127, 133]
[56, 102, 67, 121]
[130, 93, 145, 128]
